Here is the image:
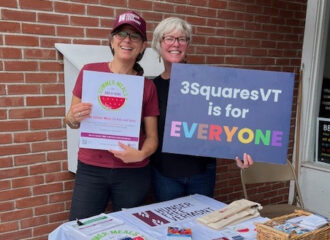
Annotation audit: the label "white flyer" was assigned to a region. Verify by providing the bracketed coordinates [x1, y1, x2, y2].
[80, 70, 144, 150]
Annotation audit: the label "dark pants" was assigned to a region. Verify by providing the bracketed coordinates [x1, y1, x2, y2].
[69, 161, 151, 221]
[151, 161, 216, 202]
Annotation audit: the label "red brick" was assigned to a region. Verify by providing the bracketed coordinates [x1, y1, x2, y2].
[7, 84, 40, 95]
[24, 49, 57, 60]
[128, 0, 153, 10]
[87, 5, 114, 17]
[0, 188, 31, 202]
[22, 23, 55, 35]
[261, 40, 276, 48]
[5, 61, 38, 71]
[14, 153, 46, 166]
[252, 48, 267, 56]
[0, 134, 12, 144]
[235, 30, 252, 38]
[234, 47, 251, 55]
[226, 20, 244, 29]
[49, 211, 69, 223]
[20, 216, 48, 229]
[207, 37, 225, 45]
[9, 108, 42, 119]
[49, 192, 72, 203]
[48, 130, 66, 140]
[0, 110, 6, 119]
[195, 26, 217, 35]
[30, 162, 61, 175]
[33, 183, 63, 195]
[55, 2, 85, 14]
[0, 73, 24, 83]
[196, 46, 216, 54]
[100, 0, 125, 7]
[226, 38, 244, 46]
[46, 151, 68, 162]
[44, 107, 65, 117]
[26, 73, 57, 83]
[64, 180, 74, 191]
[45, 172, 74, 183]
[218, 10, 236, 20]
[0, 143, 30, 156]
[0, 179, 11, 190]
[0, 85, 6, 95]
[0, 47, 22, 59]
[206, 56, 225, 65]
[188, 55, 205, 64]
[187, 16, 207, 26]
[31, 141, 63, 153]
[16, 196, 48, 209]
[0, 201, 14, 212]
[35, 203, 65, 215]
[26, 96, 57, 106]
[41, 84, 64, 94]
[0, 120, 28, 132]
[14, 131, 47, 143]
[0, 0, 18, 7]
[12, 175, 44, 188]
[39, 61, 63, 71]
[5, 35, 39, 46]
[70, 16, 99, 27]
[37, 12, 69, 25]
[0, 166, 28, 180]
[30, 119, 62, 130]
[0, 229, 31, 240]
[86, 28, 110, 38]
[153, 2, 175, 13]
[19, 0, 53, 10]
[0, 222, 19, 234]
[1, 9, 36, 22]
[34, 222, 61, 237]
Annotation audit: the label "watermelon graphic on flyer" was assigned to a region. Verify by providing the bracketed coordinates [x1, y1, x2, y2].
[98, 80, 127, 110]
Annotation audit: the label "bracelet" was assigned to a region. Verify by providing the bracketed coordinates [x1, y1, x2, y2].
[66, 113, 79, 128]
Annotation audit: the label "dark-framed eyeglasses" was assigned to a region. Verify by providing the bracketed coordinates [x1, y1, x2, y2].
[114, 31, 143, 42]
[162, 36, 189, 45]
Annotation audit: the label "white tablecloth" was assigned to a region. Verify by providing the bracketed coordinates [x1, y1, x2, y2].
[49, 194, 264, 240]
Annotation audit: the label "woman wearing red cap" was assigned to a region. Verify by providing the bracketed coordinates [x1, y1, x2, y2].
[65, 11, 159, 220]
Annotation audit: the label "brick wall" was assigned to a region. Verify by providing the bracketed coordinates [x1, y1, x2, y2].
[0, 0, 307, 239]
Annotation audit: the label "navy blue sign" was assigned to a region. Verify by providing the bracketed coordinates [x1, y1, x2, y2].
[162, 63, 295, 164]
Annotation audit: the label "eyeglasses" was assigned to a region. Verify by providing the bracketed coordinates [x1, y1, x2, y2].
[114, 31, 142, 42]
[162, 36, 189, 45]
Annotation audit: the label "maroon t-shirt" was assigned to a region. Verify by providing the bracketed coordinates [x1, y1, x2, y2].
[72, 62, 159, 168]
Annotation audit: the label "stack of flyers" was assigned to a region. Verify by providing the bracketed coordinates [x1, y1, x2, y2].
[166, 226, 192, 240]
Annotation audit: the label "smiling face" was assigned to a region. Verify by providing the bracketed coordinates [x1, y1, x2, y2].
[110, 25, 146, 62]
[160, 29, 189, 65]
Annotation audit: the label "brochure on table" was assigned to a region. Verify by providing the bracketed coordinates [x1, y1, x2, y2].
[64, 213, 156, 240]
[80, 70, 144, 151]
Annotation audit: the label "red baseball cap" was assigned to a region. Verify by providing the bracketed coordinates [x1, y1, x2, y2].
[111, 11, 147, 41]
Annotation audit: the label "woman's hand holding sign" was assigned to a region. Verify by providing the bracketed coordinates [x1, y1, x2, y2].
[235, 153, 254, 169]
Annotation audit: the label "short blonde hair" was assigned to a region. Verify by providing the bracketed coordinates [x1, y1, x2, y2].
[152, 17, 192, 56]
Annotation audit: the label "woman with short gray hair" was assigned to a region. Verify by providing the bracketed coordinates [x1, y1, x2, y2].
[150, 17, 253, 202]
